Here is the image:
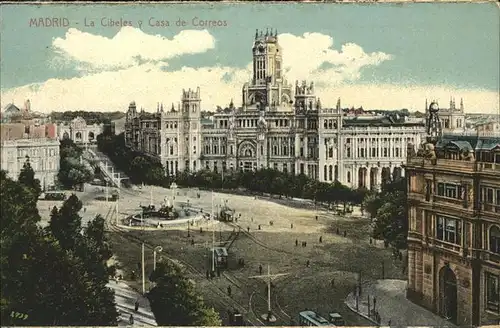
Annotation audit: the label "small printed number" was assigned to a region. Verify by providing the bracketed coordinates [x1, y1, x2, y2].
[10, 311, 28, 320]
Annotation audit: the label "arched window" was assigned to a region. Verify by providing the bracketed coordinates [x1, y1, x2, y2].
[490, 225, 500, 254]
[347, 171, 351, 183]
[324, 165, 327, 181]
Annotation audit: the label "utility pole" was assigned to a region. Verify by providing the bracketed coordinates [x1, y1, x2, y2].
[142, 242, 145, 295]
[249, 264, 289, 323]
[211, 190, 215, 273]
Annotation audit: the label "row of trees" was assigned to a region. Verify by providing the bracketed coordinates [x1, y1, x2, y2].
[97, 132, 167, 186]
[58, 139, 93, 190]
[50, 111, 125, 125]
[176, 168, 367, 206]
[363, 177, 408, 250]
[98, 133, 366, 206]
[1, 161, 117, 325]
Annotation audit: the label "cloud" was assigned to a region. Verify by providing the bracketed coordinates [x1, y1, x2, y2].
[2, 28, 498, 115]
[279, 33, 393, 84]
[51, 27, 216, 71]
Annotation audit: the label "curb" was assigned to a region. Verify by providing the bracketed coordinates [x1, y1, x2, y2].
[344, 293, 379, 326]
[343, 281, 380, 326]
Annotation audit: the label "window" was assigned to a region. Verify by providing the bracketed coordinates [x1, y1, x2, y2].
[486, 272, 500, 313]
[347, 172, 351, 183]
[490, 226, 500, 254]
[436, 183, 461, 199]
[436, 216, 461, 245]
[346, 148, 351, 158]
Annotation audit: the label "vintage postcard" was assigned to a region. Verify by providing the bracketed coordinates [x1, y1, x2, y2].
[0, 2, 499, 328]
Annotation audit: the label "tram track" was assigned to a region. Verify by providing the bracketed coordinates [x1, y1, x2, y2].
[108, 188, 298, 325]
[107, 219, 262, 326]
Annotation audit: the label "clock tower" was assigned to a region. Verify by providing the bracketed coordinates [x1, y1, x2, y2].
[242, 28, 293, 112]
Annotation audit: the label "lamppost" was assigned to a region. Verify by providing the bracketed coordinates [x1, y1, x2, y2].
[153, 246, 163, 271]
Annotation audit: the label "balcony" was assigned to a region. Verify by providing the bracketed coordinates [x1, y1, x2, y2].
[434, 239, 461, 253]
[477, 162, 500, 174]
[483, 251, 500, 264]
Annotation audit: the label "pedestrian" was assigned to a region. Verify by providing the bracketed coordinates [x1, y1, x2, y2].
[134, 299, 139, 312]
[206, 270, 210, 279]
[84, 207, 86, 213]
[227, 285, 232, 296]
[306, 260, 310, 267]
[129, 314, 134, 325]
[319, 236, 323, 243]
[304, 241, 307, 247]
[315, 215, 318, 220]
[336, 227, 340, 235]
[388, 319, 391, 326]
[259, 264, 263, 275]
[258, 224, 261, 230]
[200, 227, 203, 233]
[295, 239, 298, 247]
[344, 230, 347, 237]
[247, 226, 250, 232]
[291, 223, 294, 229]
[191, 239, 195, 245]
[369, 237, 372, 244]
[331, 278, 335, 287]
[251, 217, 254, 222]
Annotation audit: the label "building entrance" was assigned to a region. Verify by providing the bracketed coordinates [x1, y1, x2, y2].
[439, 265, 458, 324]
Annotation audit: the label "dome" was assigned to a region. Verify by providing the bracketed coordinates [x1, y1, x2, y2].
[429, 102, 439, 112]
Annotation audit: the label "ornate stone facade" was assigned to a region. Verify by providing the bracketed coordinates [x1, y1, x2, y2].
[405, 103, 500, 326]
[57, 117, 104, 144]
[124, 30, 426, 189]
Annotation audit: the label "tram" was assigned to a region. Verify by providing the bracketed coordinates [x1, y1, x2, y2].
[298, 311, 331, 326]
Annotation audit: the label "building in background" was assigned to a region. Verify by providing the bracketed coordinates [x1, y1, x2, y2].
[0, 137, 60, 190]
[57, 116, 104, 144]
[124, 29, 427, 189]
[405, 102, 500, 326]
[1, 100, 61, 190]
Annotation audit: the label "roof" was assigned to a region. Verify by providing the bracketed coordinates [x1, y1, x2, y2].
[436, 140, 473, 152]
[343, 115, 423, 127]
[3, 104, 21, 113]
[440, 134, 500, 150]
[211, 247, 228, 257]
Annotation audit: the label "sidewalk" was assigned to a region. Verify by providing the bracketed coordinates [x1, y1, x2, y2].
[344, 279, 456, 328]
[107, 281, 157, 326]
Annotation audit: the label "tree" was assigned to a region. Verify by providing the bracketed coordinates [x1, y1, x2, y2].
[48, 194, 83, 251]
[148, 261, 221, 326]
[1, 172, 118, 326]
[367, 177, 408, 250]
[18, 157, 42, 197]
[58, 140, 93, 189]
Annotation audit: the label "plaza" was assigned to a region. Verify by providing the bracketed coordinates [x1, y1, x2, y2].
[40, 184, 408, 326]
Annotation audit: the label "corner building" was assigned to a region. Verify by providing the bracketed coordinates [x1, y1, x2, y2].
[405, 102, 500, 326]
[125, 29, 426, 189]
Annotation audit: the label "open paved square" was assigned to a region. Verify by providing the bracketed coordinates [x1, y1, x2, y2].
[89, 186, 408, 326]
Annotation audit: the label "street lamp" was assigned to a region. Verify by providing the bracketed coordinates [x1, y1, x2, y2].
[153, 246, 163, 271]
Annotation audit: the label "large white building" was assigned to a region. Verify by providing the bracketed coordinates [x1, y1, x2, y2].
[124, 29, 468, 190]
[0, 138, 60, 190]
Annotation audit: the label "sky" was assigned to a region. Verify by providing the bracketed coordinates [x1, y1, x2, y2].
[0, 3, 499, 114]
